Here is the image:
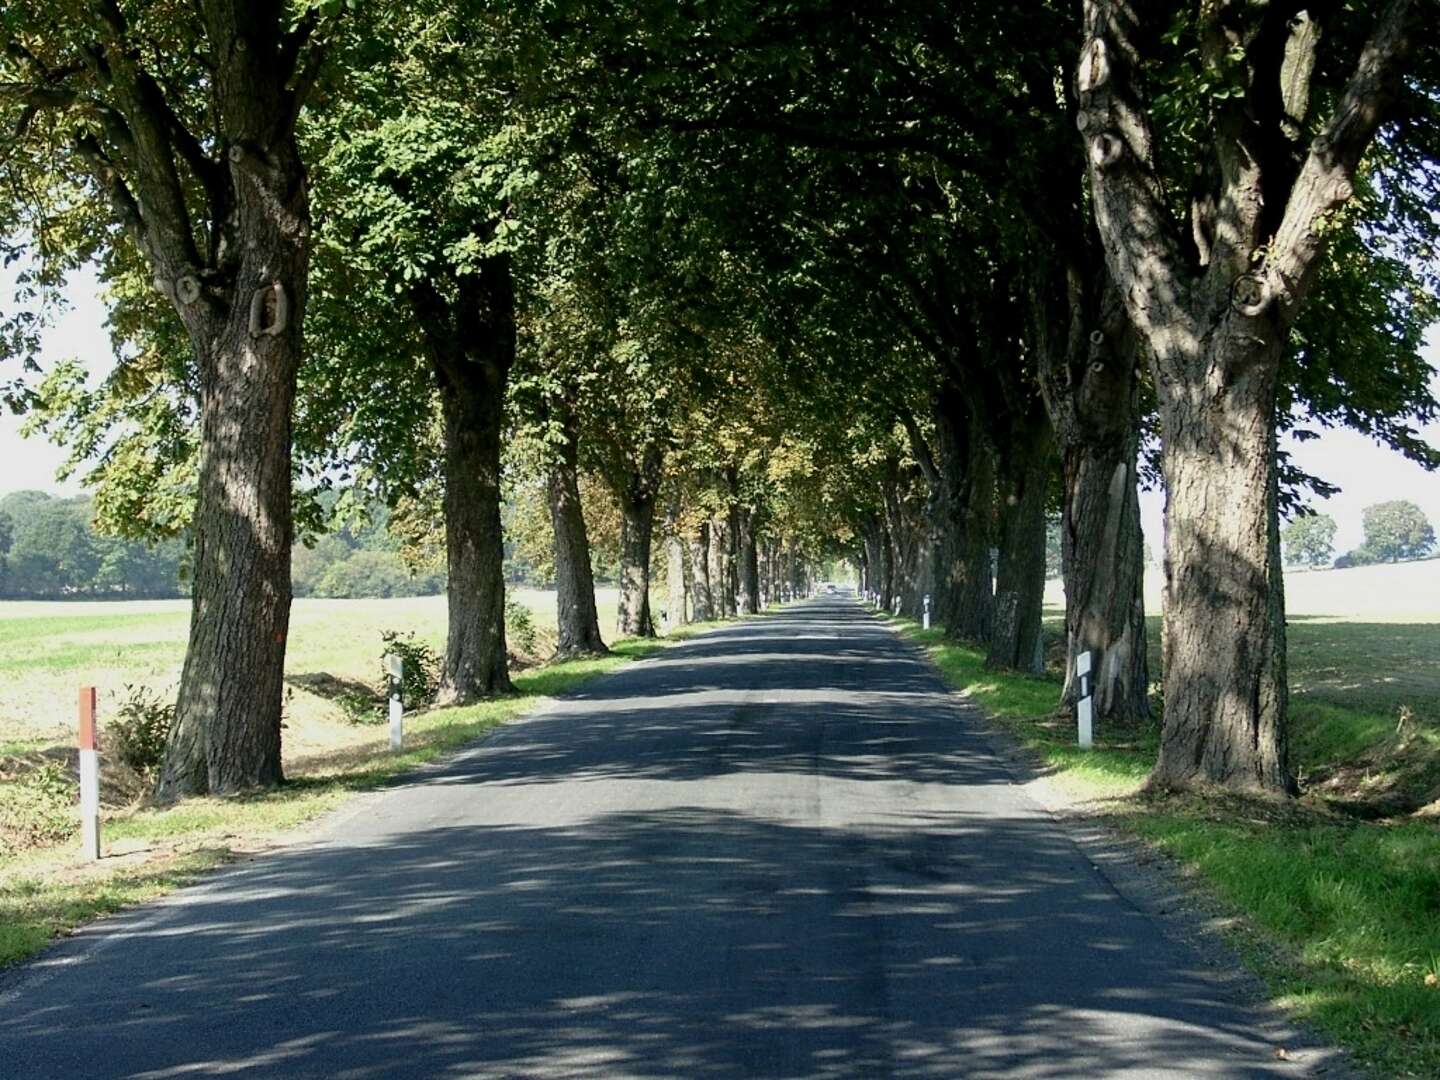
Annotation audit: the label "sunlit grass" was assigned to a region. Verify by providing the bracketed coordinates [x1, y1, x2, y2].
[889, 618, 1153, 799]
[1130, 813, 1440, 1078]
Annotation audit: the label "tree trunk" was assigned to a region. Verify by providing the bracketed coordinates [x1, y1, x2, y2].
[617, 492, 657, 638]
[736, 507, 760, 614]
[712, 515, 736, 616]
[1150, 345, 1292, 793]
[1035, 275, 1151, 728]
[665, 505, 688, 630]
[413, 267, 515, 706]
[933, 393, 995, 642]
[547, 401, 607, 658]
[156, 106, 309, 800]
[689, 523, 714, 621]
[987, 413, 1054, 673]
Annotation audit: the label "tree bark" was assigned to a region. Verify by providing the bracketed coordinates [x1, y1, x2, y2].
[431, 270, 514, 705]
[157, 242, 302, 798]
[688, 522, 714, 621]
[736, 506, 760, 615]
[987, 409, 1054, 673]
[933, 391, 995, 642]
[1035, 272, 1151, 726]
[664, 504, 688, 630]
[1080, 0, 1419, 792]
[156, 10, 315, 799]
[711, 515, 736, 616]
[547, 400, 607, 658]
[617, 490, 657, 638]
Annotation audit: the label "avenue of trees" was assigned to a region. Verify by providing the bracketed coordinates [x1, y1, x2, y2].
[2, 1, 1436, 801]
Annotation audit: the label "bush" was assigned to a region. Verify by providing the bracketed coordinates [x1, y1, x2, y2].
[110, 684, 174, 776]
[336, 688, 384, 725]
[505, 595, 538, 657]
[378, 630, 440, 709]
[0, 761, 77, 856]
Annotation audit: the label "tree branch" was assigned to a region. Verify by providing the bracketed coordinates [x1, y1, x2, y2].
[1267, 0, 1420, 325]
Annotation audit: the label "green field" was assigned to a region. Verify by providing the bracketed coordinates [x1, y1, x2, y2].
[0, 588, 623, 757]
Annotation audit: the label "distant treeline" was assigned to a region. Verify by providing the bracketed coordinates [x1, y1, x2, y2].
[0, 491, 444, 601]
[0, 491, 188, 599]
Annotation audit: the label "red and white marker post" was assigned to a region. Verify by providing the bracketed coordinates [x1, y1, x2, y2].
[78, 686, 101, 860]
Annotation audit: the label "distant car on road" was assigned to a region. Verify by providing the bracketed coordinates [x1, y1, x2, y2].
[825, 583, 837, 594]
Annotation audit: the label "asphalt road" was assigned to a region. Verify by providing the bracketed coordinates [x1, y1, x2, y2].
[2, 596, 1326, 1078]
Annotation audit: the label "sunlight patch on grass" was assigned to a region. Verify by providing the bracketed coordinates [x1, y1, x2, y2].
[1130, 813, 1440, 1078]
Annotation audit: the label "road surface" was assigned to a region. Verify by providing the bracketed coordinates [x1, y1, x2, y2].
[1, 597, 1326, 1078]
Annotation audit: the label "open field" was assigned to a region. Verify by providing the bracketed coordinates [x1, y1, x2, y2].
[0, 588, 624, 758]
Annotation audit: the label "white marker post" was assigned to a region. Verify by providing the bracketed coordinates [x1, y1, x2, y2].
[893, 595, 901, 616]
[1076, 650, 1094, 749]
[923, 593, 931, 630]
[78, 687, 101, 860]
[384, 653, 404, 752]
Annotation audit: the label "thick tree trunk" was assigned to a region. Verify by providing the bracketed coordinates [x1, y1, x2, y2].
[157, 283, 300, 798]
[736, 507, 760, 615]
[933, 393, 995, 642]
[1037, 280, 1151, 727]
[1060, 436, 1149, 721]
[1073, 0, 1420, 792]
[987, 414, 1054, 673]
[617, 493, 657, 638]
[689, 523, 714, 621]
[665, 505, 688, 630]
[712, 515, 736, 617]
[434, 360, 512, 703]
[420, 267, 515, 706]
[547, 402, 607, 658]
[1150, 344, 1292, 793]
[156, 105, 309, 800]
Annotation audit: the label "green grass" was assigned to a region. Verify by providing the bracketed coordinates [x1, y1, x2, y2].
[880, 606, 1440, 1078]
[0, 849, 230, 968]
[0, 630, 693, 971]
[1129, 813, 1440, 1077]
[896, 621, 1156, 798]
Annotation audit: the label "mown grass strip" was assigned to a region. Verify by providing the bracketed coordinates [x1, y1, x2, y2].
[0, 631, 707, 971]
[880, 609, 1440, 1079]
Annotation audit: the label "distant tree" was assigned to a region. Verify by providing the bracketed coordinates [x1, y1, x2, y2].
[0, 509, 11, 588]
[1281, 514, 1339, 569]
[1361, 501, 1436, 563]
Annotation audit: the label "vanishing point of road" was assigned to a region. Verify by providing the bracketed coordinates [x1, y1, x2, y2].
[1, 596, 1331, 1078]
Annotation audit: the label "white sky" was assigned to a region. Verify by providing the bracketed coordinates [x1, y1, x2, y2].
[2, 265, 1439, 557]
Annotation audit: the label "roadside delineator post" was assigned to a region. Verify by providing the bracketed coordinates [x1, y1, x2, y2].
[1076, 650, 1094, 749]
[384, 653, 404, 752]
[923, 593, 931, 631]
[78, 686, 100, 860]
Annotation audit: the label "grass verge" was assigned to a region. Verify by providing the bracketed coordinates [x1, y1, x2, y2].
[880, 609, 1440, 1079]
[0, 631, 709, 972]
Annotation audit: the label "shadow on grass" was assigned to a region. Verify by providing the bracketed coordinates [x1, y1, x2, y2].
[883, 616, 1156, 797]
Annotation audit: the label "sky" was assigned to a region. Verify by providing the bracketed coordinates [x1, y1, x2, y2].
[2, 266, 1440, 558]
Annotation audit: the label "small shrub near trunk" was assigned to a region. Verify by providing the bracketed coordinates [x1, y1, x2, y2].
[110, 685, 174, 776]
[378, 631, 440, 709]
